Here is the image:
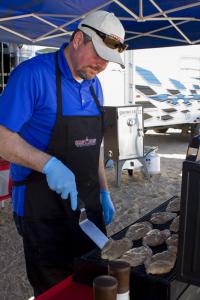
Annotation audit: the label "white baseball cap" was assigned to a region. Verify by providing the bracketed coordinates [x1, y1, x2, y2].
[78, 10, 127, 68]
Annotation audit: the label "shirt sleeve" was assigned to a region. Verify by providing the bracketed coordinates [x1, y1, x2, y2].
[0, 62, 38, 132]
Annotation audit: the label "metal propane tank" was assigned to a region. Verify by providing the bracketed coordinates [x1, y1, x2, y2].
[144, 146, 160, 175]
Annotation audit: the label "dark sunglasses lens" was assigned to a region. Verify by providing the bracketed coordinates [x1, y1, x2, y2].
[104, 36, 127, 52]
[104, 37, 119, 48]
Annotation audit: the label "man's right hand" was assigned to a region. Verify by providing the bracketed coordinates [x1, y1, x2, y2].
[42, 157, 77, 210]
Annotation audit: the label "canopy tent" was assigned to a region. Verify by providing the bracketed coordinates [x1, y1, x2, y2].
[0, 0, 200, 50]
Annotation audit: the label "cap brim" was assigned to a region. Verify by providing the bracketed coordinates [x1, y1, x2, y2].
[79, 27, 125, 69]
[92, 34, 125, 69]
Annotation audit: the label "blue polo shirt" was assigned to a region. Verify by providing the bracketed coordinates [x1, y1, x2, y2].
[0, 43, 104, 216]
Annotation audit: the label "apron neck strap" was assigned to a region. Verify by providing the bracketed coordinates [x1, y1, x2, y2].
[89, 84, 105, 114]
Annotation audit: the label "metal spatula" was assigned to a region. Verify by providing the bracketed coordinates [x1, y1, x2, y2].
[79, 199, 109, 249]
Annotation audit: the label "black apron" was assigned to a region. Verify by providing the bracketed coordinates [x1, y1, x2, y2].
[13, 52, 106, 295]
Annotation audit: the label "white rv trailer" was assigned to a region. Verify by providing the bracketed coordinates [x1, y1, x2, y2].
[1, 43, 200, 134]
[98, 47, 200, 134]
[134, 65, 200, 133]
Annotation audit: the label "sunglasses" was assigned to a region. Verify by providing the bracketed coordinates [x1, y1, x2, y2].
[81, 24, 128, 53]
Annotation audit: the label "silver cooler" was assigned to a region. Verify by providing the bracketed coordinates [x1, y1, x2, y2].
[104, 105, 144, 186]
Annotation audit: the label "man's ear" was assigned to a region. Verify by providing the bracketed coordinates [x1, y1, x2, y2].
[72, 31, 84, 49]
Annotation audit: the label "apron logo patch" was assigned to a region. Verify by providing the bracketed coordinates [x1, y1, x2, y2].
[75, 137, 97, 147]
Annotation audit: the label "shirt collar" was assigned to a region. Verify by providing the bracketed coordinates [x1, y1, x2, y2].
[58, 43, 95, 86]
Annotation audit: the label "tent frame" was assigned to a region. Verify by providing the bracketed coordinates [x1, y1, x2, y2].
[0, 0, 200, 46]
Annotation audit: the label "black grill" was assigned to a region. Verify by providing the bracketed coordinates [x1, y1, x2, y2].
[73, 197, 198, 300]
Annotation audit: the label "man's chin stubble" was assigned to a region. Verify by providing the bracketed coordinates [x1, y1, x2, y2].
[77, 70, 93, 80]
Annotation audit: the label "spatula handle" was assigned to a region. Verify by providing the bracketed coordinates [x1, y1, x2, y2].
[78, 197, 85, 210]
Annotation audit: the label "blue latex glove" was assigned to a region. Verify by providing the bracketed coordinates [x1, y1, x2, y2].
[43, 157, 77, 210]
[100, 190, 116, 225]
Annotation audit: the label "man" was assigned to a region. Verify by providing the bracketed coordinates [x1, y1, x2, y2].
[0, 10, 127, 296]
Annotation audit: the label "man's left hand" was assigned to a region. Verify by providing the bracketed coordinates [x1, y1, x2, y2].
[100, 190, 116, 225]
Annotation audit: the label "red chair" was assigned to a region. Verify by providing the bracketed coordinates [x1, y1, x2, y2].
[36, 276, 93, 300]
[0, 159, 11, 208]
